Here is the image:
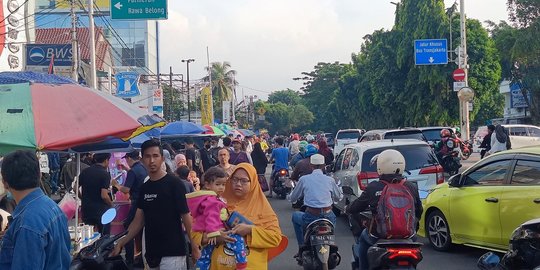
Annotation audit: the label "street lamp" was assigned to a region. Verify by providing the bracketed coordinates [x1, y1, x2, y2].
[181, 59, 195, 122]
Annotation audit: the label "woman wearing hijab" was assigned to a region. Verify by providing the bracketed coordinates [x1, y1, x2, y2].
[191, 163, 286, 270]
[318, 139, 334, 166]
[488, 124, 510, 155]
[251, 143, 269, 191]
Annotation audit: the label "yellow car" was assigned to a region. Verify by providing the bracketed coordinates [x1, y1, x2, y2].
[419, 146, 540, 252]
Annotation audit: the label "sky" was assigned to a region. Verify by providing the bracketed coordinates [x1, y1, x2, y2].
[159, 0, 509, 99]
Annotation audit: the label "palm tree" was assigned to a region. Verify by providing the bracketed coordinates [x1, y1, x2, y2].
[204, 61, 237, 102]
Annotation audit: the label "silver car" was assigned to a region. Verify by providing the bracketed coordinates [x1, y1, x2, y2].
[331, 139, 443, 215]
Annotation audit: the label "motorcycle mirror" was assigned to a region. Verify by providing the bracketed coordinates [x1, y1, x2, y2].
[101, 208, 117, 225]
[370, 154, 379, 166]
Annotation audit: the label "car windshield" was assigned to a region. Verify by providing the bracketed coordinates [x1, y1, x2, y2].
[422, 129, 443, 142]
[361, 145, 438, 172]
[384, 131, 426, 141]
[337, 131, 360, 139]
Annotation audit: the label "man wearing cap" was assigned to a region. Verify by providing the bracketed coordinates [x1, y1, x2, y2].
[289, 154, 343, 258]
[112, 150, 147, 267]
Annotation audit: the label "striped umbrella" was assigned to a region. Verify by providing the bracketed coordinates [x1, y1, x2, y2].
[203, 125, 226, 136]
[0, 72, 165, 154]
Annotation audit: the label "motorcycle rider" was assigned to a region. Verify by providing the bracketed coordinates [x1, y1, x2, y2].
[346, 150, 423, 270]
[290, 144, 318, 182]
[268, 137, 289, 198]
[434, 129, 454, 163]
[289, 154, 343, 259]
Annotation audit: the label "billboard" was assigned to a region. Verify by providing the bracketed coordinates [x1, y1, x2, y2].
[152, 88, 163, 117]
[115, 72, 140, 98]
[0, 0, 28, 71]
[36, 0, 110, 11]
[26, 44, 73, 66]
[222, 101, 231, 123]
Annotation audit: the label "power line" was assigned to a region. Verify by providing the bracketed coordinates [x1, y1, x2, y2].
[237, 84, 273, 94]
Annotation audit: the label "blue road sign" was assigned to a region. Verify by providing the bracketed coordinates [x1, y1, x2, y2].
[26, 44, 73, 66]
[115, 72, 140, 98]
[414, 39, 448, 65]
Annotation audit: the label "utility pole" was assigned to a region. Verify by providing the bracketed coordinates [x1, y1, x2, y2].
[182, 59, 195, 122]
[88, 0, 97, 89]
[70, 0, 78, 82]
[169, 66, 173, 120]
[459, 0, 470, 140]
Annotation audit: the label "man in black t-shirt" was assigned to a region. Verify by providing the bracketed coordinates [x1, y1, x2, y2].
[184, 137, 204, 177]
[113, 139, 194, 270]
[79, 153, 113, 235]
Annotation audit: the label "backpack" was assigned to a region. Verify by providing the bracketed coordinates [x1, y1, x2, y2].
[375, 179, 416, 239]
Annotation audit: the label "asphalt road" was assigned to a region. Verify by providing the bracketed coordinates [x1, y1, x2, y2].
[267, 197, 487, 270]
[268, 153, 488, 270]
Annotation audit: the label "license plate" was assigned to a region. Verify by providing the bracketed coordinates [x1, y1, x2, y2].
[310, 235, 335, 245]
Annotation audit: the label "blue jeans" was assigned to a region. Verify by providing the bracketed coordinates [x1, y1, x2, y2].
[196, 234, 247, 270]
[50, 170, 59, 192]
[357, 229, 378, 270]
[292, 210, 336, 247]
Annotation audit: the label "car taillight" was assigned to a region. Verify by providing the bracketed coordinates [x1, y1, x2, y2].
[279, 169, 287, 176]
[420, 165, 445, 185]
[357, 171, 378, 190]
[387, 248, 421, 260]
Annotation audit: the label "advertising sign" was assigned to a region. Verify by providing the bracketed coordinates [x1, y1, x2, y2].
[200, 87, 213, 125]
[152, 88, 163, 117]
[26, 44, 72, 66]
[222, 101, 231, 123]
[0, 0, 27, 72]
[115, 72, 140, 98]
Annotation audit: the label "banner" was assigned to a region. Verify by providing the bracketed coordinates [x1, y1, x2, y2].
[510, 83, 530, 109]
[0, 0, 27, 72]
[152, 88, 163, 117]
[115, 72, 141, 98]
[26, 44, 73, 66]
[222, 101, 231, 124]
[200, 87, 213, 125]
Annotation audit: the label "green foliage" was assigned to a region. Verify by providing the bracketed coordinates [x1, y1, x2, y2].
[268, 89, 302, 105]
[162, 84, 184, 121]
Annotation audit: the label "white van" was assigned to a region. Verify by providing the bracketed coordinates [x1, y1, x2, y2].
[333, 129, 363, 156]
[503, 124, 540, 149]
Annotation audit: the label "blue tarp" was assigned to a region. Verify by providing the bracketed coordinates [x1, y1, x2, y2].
[0, 71, 76, 85]
[68, 132, 152, 153]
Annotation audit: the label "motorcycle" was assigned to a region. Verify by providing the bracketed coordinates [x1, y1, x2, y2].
[455, 137, 472, 160]
[70, 208, 129, 270]
[296, 218, 341, 270]
[351, 211, 423, 270]
[272, 168, 291, 199]
[478, 218, 540, 270]
[438, 138, 462, 176]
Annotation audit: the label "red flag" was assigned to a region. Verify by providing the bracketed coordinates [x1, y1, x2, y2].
[48, 53, 55, 74]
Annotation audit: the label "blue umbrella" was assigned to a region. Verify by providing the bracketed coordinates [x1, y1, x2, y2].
[161, 121, 206, 136]
[69, 132, 152, 153]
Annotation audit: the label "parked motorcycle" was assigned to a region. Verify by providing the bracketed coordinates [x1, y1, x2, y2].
[351, 211, 423, 270]
[478, 218, 540, 270]
[296, 218, 341, 270]
[438, 138, 462, 175]
[70, 208, 129, 270]
[273, 168, 291, 199]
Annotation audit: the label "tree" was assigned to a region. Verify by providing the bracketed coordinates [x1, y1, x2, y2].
[204, 61, 238, 122]
[268, 89, 302, 105]
[162, 84, 184, 121]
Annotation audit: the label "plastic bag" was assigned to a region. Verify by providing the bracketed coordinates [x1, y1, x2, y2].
[58, 193, 77, 220]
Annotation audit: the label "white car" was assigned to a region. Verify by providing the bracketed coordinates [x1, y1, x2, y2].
[333, 129, 364, 157]
[331, 139, 444, 214]
[503, 124, 540, 149]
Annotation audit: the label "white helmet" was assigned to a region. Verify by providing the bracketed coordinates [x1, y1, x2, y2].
[376, 149, 406, 176]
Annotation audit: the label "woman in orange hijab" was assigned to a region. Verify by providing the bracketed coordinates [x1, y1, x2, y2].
[191, 163, 286, 270]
